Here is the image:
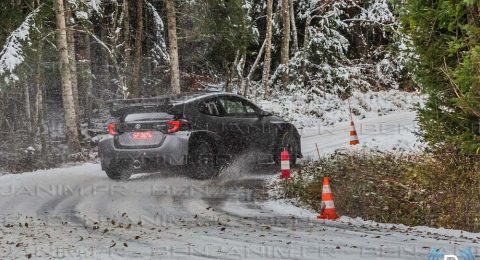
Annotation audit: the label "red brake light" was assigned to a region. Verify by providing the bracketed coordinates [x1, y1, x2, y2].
[107, 123, 117, 135]
[167, 120, 182, 134]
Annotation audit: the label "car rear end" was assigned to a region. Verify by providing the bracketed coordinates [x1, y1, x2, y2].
[98, 100, 191, 174]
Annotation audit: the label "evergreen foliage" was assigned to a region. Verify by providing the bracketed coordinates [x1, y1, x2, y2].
[402, 0, 480, 153]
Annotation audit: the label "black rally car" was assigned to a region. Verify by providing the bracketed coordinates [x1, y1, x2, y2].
[98, 92, 302, 180]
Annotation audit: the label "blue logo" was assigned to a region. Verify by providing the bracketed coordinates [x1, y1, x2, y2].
[428, 247, 475, 260]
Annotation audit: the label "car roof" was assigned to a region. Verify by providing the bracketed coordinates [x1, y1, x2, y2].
[108, 92, 245, 117]
[176, 92, 245, 104]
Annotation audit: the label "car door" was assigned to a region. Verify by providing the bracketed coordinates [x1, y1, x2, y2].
[195, 97, 223, 132]
[217, 96, 271, 156]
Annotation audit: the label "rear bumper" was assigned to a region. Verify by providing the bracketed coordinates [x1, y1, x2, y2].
[98, 132, 190, 170]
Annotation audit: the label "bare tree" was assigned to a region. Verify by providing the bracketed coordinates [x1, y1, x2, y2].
[262, 0, 274, 98]
[280, 0, 290, 88]
[165, 0, 180, 95]
[241, 39, 265, 96]
[131, 0, 144, 97]
[54, 0, 80, 152]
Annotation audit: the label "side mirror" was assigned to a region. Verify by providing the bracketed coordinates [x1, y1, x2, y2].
[258, 110, 273, 118]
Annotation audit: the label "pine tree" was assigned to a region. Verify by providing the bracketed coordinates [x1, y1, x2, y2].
[402, 0, 480, 153]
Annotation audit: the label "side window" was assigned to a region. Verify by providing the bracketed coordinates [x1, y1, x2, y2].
[222, 99, 245, 116]
[243, 102, 258, 117]
[219, 97, 258, 117]
[198, 99, 220, 116]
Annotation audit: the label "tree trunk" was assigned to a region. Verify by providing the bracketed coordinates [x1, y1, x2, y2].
[242, 39, 266, 96]
[227, 51, 241, 93]
[290, 0, 298, 53]
[23, 82, 32, 134]
[281, 0, 290, 88]
[35, 50, 47, 156]
[304, 16, 312, 49]
[32, 0, 46, 156]
[66, 3, 80, 117]
[131, 0, 144, 97]
[165, 0, 181, 95]
[262, 0, 274, 98]
[301, 12, 314, 87]
[54, 0, 80, 152]
[78, 32, 94, 122]
[123, 0, 132, 97]
[78, 0, 94, 117]
[236, 50, 246, 94]
[225, 64, 232, 92]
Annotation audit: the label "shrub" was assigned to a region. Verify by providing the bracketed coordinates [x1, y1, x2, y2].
[280, 149, 480, 232]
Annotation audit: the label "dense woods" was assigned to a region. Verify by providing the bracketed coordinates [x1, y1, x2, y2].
[0, 0, 477, 171]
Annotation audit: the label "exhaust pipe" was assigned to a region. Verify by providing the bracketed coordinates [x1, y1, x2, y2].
[133, 160, 141, 169]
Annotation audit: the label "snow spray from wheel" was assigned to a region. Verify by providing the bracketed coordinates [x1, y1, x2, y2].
[215, 150, 276, 184]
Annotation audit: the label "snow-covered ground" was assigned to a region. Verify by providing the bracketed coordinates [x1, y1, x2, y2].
[0, 112, 477, 260]
[300, 111, 423, 160]
[257, 89, 423, 128]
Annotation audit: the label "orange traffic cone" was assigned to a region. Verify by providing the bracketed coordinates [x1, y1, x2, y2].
[317, 177, 339, 220]
[349, 121, 360, 145]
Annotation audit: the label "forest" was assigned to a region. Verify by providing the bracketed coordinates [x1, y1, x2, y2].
[0, 0, 478, 171]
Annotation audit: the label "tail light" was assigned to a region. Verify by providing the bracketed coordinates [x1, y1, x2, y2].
[107, 123, 117, 135]
[167, 120, 188, 134]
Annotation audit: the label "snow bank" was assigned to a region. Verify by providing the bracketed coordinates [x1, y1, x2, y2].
[256, 89, 423, 128]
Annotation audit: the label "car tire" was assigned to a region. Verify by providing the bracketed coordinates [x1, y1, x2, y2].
[274, 131, 298, 167]
[188, 139, 219, 180]
[105, 161, 133, 180]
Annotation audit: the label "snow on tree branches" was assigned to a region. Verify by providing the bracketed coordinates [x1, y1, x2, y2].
[0, 5, 42, 84]
[146, 1, 170, 66]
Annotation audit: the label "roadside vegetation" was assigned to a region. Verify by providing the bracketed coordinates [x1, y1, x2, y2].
[280, 149, 480, 232]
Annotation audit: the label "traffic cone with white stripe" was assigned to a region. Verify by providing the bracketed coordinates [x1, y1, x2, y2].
[280, 149, 291, 179]
[317, 177, 339, 220]
[349, 121, 360, 145]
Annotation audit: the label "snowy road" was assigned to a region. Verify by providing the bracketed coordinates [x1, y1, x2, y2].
[299, 111, 422, 158]
[0, 112, 477, 259]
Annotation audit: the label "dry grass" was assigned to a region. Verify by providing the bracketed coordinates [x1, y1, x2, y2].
[281, 149, 480, 232]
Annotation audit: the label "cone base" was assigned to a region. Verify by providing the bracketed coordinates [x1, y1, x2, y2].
[349, 140, 360, 145]
[317, 213, 339, 220]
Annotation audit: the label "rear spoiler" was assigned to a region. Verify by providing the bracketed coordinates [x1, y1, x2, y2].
[107, 97, 174, 117]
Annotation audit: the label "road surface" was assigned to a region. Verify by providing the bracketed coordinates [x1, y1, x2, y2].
[0, 112, 476, 259]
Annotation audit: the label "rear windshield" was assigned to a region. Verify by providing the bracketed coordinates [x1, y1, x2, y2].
[124, 112, 172, 122]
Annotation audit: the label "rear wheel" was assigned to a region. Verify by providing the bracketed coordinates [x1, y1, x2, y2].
[105, 161, 133, 180]
[188, 140, 219, 180]
[274, 131, 298, 167]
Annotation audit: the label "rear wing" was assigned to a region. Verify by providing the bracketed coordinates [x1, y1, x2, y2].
[107, 97, 174, 117]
